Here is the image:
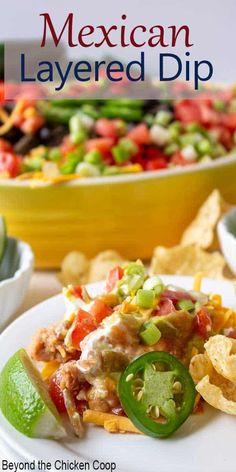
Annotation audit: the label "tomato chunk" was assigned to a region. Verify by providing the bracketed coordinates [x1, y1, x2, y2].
[48, 372, 66, 414]
[128, 123, 151, 145]
[86, 138, 115, 154]
[106, 266, 124, 292]
[193, 307, 212, 339]
[90, 299, 112, 324]
[0, 151, 21, 177]
[95, 118, 125, 138]
[71, 309, 97, 347]
[71, 285, 83, 299]
[145, 157, 167, 171]
[0, 139, 13, 153]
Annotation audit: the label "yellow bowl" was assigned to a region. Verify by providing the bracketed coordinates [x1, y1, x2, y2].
[1, 155, 236, 268]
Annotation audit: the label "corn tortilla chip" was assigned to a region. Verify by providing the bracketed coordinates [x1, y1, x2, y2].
[181, 189, 229, 250]
[58, 251, 90, 286]
[205, 335, 236, 383]
[196, 375, 236, 415]
[151, 244, 225, 279]
[88, 250, 125, 283]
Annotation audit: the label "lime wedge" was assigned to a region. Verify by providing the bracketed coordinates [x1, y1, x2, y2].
[0, 349, 66, 439]
[0, 216, 6, 263]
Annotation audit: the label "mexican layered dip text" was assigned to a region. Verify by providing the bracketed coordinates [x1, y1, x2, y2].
[1, 87, 236, 182]
[1, 261, 236, 440]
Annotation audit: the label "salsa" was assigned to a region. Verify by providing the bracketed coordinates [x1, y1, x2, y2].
[0, 92, 236, 181]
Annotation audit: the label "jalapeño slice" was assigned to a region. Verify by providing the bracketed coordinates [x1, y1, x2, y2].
[118, 351, 196, 438]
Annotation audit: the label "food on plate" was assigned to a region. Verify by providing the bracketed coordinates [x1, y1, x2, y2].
[1, 92, 236, 182]
[0, 349, 66, 438]
[1, 261, 236, 440]
[0, 215, 20, 281]
[190, 335, 236, 415]
[59, 249, 126, 286]
[151, 244, 226, 279]
[118, 351, 195, 438]
[181, 189, 230, 250]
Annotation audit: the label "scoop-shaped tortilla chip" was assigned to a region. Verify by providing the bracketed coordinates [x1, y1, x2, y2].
[205, 335, 236, 383]
[189, 353, 213, 384]
[196, 375, 236, 415]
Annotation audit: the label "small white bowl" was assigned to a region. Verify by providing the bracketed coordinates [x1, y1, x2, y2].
[0, 238, 34, 330]
[218, 207, 236, 276]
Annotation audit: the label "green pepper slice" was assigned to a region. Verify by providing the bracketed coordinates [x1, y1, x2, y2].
[118, 351, 196, 438]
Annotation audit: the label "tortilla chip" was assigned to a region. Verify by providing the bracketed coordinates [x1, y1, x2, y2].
[150, 244, 225, 279]
[196, 375, 236, 415]
[181, 190, 230, 250]
[189, 353, 213, 384]
[58, 251, 90, 286]
[190, 339, 236, 415]
[88, 250, 126, 283]
[205, 335, 236, 383]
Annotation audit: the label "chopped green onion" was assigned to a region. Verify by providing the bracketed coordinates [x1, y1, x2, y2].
[168, 121, 182, 140]
[177, 299, 195, 312]
[136, 289, 155, 309]
[213, 100, 226, 112]
[69, 115, 87, 145]
[124, 262, 146, 278]
[180, 133, 202, 147]
[186, 123, 205, 134]
[143, 276, 165, 296]
[164, 142, 179, 156]
[23, 157, 44, 172]
[103, 166, 120, 176]
[76, 162, 100, 177]
[144, 114, 155, 126]
[60, 159, 78, 175]
[49, 148, 62, 162]
[155, 110, 173, 127]
[140, 323, 161, 345]
[196, 139, 212, 156]
[112, 138, 138, 164]
[84, 150, 102, 165]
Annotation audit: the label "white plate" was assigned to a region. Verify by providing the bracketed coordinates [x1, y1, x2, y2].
[0, 276, 236, 472]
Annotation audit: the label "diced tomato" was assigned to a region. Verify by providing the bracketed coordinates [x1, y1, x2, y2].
[95, 118, 125, 139]
[106, 266, 124, 293]
[175, 100, 202, 124]
[0, 139, 13, 153]
[227, 330, 236, 339]
[175, 99, 219, 127]
[193, 307, 212, 339]
[145, 157, 167, 171]
[48, 371, 66, 414]
[90, 299, 112, 324]
[210, 125, 233, 150]
[161, 289, 194, 304]
[19, 115, 45, 134]
[0, 152, 21, 177]
[145, 147, 166, 161]
[171, 151, 196, 166]
[71, 285, 83, 299]
[71, 309, 97, 347]
[86, 138, 115, 154]
[223, 112, 236, 131]
[128, 123, 151, 145]
[156, 299, 176, 316]
[60, 136, 77, 156]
